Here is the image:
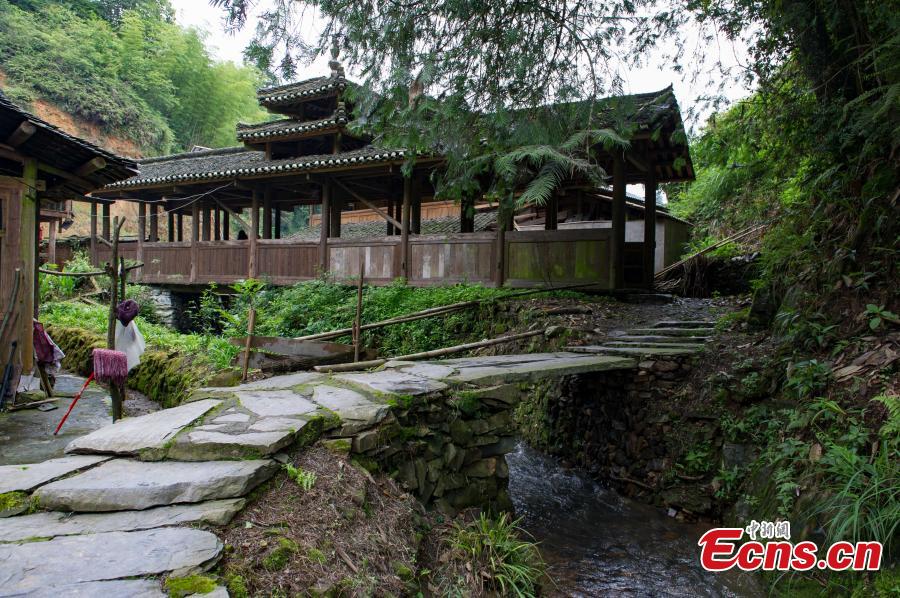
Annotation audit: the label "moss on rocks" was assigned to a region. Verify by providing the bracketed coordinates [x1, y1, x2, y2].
[164, 574, 218, 597]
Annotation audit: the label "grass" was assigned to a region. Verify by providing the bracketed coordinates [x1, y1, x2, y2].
[284, 463, 317, 491]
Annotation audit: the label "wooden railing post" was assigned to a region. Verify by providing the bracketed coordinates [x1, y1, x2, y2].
[202, 205, 212, 241]
[167, 209, 175, 242]
[263, 188, 273, 239]
[190, 201, 199, 283]
[400, 176, 411, 279]
[149, 203, 159, 242]
[249, 188, 260, 278]
[319, 181, 331, 274]
[89, 200, 98, 266]
[495, 200, 512, 287]
[102, 202, 111, 241]
[136, 201, 146, 281]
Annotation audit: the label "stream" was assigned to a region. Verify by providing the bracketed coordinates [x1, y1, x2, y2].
[507, 444, 764, 597]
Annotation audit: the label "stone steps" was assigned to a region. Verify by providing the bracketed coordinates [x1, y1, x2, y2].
[651, 320, 716, 328]
[609, 334, 712, 344]
[627, 327, 715, 337]
[568, 345, 702, 357]
[605, 341, 706, 350]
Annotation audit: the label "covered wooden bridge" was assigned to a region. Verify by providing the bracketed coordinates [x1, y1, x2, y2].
[91, 62, 693, 290]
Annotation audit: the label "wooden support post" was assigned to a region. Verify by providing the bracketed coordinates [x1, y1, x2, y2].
[222, 210, 230, 240]
[90, 201, 98, 265]
[329, 189, 341, 238]
[20, 159, 37, 374]
[214, 207, 221, 241]
[262, 188, 273, 239]
[411, 178, 422, 235]
[177, 213, 184, 242]
[105, 216, 126, 422]
[249, 189, 260, 278]
[386, 197, 395, 236]
[190, 202, 199, 283]
[545, 193, 559, 230]
[643, 167, 657, 289]
[202, 205, 211, 241]
[47, 220, 58, 266]
[274, 208, 282, 239]
[136, 202, 146, 277]
[102, 202, 111, 240]
[320, 181, 331, 274]
[495, 200, 512, 287]
[401, 176, 411, 279]
[149, 204, 159, 242]
[167, 210, 175, 242]
[611, 154, 627, 289]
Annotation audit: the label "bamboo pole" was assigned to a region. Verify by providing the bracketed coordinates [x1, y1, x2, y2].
[654, 224, 766, 280]
[316, 328, 548, 373]
[353, 263, 364, 362]
[241, 308, 257, 382]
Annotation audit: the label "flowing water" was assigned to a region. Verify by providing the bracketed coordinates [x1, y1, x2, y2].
[507, 444, 764, 597]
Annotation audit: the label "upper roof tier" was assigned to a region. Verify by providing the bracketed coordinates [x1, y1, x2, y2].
[257, 74, 350, 112]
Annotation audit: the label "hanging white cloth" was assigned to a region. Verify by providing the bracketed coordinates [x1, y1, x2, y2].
[115, 320, 146, 371]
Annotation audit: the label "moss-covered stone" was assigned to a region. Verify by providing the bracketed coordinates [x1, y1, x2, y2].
[164, 574, 218, 597]
[0, 491, 31, 517]
[262, 537, 300, 571]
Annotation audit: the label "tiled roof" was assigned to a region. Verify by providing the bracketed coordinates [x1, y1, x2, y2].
[257, 76, 347, 107]
[101, 145, 408, 190]
[290, 212, 497, 241]
[236, 109, 349, 142]
[0, 91, 137, 194]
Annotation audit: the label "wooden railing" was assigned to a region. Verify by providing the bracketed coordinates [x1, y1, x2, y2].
[86, 229, 614, 289]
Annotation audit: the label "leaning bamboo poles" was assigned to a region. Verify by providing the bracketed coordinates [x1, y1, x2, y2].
[654, 223, 767, 281]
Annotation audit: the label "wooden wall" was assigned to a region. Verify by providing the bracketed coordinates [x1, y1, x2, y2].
[0, 181, 24, 356]
[505, 229, 612, 288]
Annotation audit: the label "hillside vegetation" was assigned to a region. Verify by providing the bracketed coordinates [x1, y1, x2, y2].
[0, 0, 269, 155]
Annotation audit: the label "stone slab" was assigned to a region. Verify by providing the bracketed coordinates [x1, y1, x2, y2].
[312, 385, 390, 434]
[384, 361, 457, 381]
[24, 579, 165, 597]
[167, 429, 296, 461]
[34, 458, 277, 512]
[232, 372, 324, 390]
[336, 370, 447, 396]
[213, 412, 251, 424]
[236, 390, 318, 417]
[628, 328, 714, 337]
[65, 400, 221, 458]
[609, 335, 711, 344]
[0, 499, 245, 542]
[439, 353, 636, 384]
[0, 528, 221, 594]
[567, 345, 700, 357]
[248, 417, 308, 432]
[0, 455, 110, 494]
[652, 320, 716, 328]
[605, 341, 705, 350]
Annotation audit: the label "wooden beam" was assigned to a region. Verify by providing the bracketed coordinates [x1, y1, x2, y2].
[168, 210, 175, 242]
[21, 158, 37, 373]
[202, 205, 212, 241]
[222, 210, 230, 240]
[214, 207, 221, 241]
[137, 201, 146, 275]
[213, 199, 252, 235]
[149, 203, 159, 242]
[411, 177, 422, 235]
[6, 121, 35, 148]
[274, 208, 282, 239]
[101, 203, 111, 240]
[190, 202, 199, 283]
[332, 178, 402, 230]
[74, 157, 107, 177]
[611, 154, 627, 289]
[177, 213, 184, 242]
[262, 187, 273, 239]
[643, 166, 657, 289]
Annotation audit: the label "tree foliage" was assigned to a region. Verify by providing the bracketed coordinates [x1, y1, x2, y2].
[0, 0, 269, 154]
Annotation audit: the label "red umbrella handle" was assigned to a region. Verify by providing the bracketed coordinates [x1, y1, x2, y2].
[53, 373, 94, 436]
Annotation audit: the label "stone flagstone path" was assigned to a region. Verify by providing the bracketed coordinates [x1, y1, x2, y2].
[0, 321, 713, 596]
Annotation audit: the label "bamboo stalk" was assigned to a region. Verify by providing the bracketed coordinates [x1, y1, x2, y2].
[295, 282, 600, 343]
[654, 224, 766, 280]
[315, 328, 547, 373]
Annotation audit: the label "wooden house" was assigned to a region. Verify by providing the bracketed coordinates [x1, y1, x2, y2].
[91, 59, 693, 290]
[0, 92, 136, 394]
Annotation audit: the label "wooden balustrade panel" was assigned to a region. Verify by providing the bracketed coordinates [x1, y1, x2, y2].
[257, 240, 319, 283]
[409, 233, 495, 285]
[141, 243, 191, 284]
[197, 241, 248, 284]
[505, 229, 612, 288]
[328, 237, 399, 283]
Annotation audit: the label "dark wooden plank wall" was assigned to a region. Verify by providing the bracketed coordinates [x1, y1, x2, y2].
[0, 182, 24, 353]
[141, 243, 192, 284]
[196, 241, 249, 284]
[258, 239, 319, 282]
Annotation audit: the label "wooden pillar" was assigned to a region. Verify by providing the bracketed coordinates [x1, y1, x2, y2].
[611, 154, 627, 289]
[177, 213, 184, 242]
[319, 182, 331, 273]
[411, 178, 422, 234]
[167, 210, 175, 242]
[274, 208, 282, 239]
[249, 189, 260, 278]
[47, 221, 58, 266]
[495, 200, 512, 287]
[89, 200, 98, 265]
[460, 195, 475, 233]
[190, 202, 199, 283]
[329, 190, 341, 238]
[21, 158, 37, 373]
[101, 202, 111, 240]
[202, 205, 211, 241]
[545, 193, 559, 230]
[644, 166, 657, 289]
[400, 176, 411, 278]
[222, 211, 230, 240]
[214, 207, 221, 241]
[262, 188, 273, 239]
[137, 201, 146, 275]
[149, 204, 159, 242]
[386, 197, 395, 236]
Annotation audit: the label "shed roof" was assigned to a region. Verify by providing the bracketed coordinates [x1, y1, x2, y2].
[0, 91, 137, 197]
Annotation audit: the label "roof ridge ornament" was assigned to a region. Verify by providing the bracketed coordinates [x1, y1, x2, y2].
[328, 34, 345, 79]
